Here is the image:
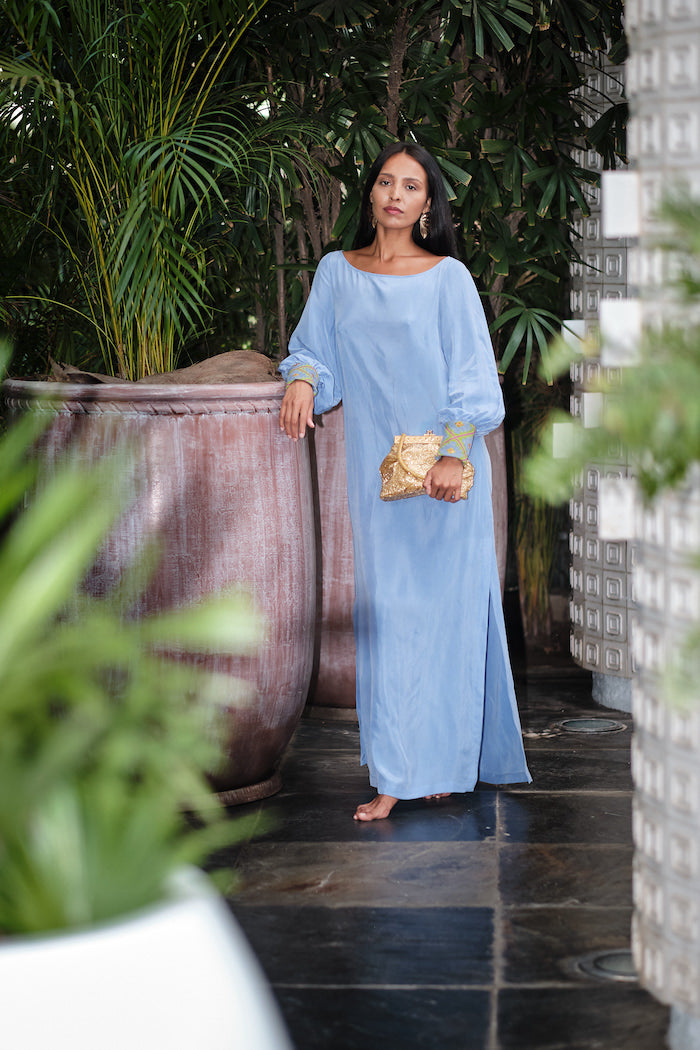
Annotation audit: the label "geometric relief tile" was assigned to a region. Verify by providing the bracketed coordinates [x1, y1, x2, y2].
[632, 620, 646, 668]
[669, 955, 698, 1008]
[640, 751, 664, 802]
[669, 892, 699, 943]
[571, 632, 583, 662]
[638, 47, 662, 91]
[635, 868, 664, 926]
[585, 571, 601, 597]
[668, 41, 699, 90]
[668, 0, 698, 21]
[585, 640, 600, 667]
[667, 111, 699, 155]
[669, 768, 696, 815]
[584, 361, 601, 387]
[586, 606, 601, 633]
[604, 609, 625, 639]
[642, 503, 665, 545]
[669, 831, 696, 880]
[638, 566, 664, 609]
[586, 251, 600, 275]
[605, 541, 624, 567]
[669, 509, 700, 552]
[604, 573, 624, 601]
[637, 811, 664, 865]
[669, 575, 700, 620]
[638, 112, 663, 157]
[642, 628, 663, 672]
[669, 710, 698, 750]
[605, 252, 624, 278]
[604, 644, 625, 673]
[585, 537, 600, 562]
[586, 216, 600, 239]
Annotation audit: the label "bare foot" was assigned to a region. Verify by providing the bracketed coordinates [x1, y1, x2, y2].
[353, 794, 398, 821]
[424, 792, 452, 801]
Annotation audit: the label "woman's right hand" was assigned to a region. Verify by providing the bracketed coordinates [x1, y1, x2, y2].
[279, 380, 315, 440]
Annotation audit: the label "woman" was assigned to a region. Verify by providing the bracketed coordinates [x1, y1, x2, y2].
[279, 142, 531, 821]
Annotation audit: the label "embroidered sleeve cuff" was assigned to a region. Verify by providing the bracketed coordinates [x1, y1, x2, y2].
[439, 420, 475, 462]
[285, 362, 319, 394]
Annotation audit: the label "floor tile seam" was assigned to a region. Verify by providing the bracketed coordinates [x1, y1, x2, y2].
[521, 744, 632, 752]
[502, 903, 634, 911]
[270, 982, 496, 991]
[234, 840, 499, 851]
[504, 788, 633, 796]
[498, 842, 632, 850]
[270, 979, 637, 991]
[232, 902, 501, 911]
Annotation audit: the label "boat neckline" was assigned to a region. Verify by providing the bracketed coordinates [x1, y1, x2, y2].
[340, 252, 449, 277]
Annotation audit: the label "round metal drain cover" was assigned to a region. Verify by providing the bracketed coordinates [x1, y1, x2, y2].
[576, 949, 637, 982]
[558, 717, 626, 734]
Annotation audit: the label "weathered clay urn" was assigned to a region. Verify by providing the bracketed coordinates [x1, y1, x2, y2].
[309, 404, 508, 708]
[307, 405, 357, 708]
[4, 379, 316, 802]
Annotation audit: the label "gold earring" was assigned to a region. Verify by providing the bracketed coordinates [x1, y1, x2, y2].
[369, 199, 377, 230]
[419, 211, 430, 239]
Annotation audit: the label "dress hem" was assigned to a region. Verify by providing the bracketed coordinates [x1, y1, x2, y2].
[368, 769, 532, 798]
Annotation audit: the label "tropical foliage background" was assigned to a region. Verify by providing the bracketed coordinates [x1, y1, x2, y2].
[0, 0, 627, 646]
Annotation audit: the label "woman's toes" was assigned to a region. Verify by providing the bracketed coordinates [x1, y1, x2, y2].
[353, 794, 397, 821]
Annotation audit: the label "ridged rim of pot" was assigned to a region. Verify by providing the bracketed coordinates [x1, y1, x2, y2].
[2, 377, 286, 415]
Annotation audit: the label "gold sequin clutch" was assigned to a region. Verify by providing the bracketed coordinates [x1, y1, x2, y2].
[379, 430, 475, 502]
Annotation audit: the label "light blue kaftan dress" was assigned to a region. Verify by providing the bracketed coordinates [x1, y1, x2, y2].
[280, 250, 531, 798]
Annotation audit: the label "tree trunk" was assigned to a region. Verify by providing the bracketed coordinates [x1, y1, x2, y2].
[273, 218, 287, 356]
[385, 9, 409, 137]
[295, 220, 311, 301]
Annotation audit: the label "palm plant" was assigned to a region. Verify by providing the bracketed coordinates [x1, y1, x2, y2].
[0, 0, 311, 379]
[230, 0, 625, 367]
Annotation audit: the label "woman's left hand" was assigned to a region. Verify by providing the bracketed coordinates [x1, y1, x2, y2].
[424, 456, 464, 502]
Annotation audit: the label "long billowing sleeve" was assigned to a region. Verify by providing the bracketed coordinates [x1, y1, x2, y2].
[436, 260, 504, 460]
[278, 254, 342, 415]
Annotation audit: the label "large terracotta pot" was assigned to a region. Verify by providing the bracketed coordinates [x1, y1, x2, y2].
[485, 424, 508, 596]
[309, 405, 508, 708]
[307, 405, 357, 708]
[4, 379, 316, 802]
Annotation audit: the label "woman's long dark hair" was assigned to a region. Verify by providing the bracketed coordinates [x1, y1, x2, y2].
[352, 142, 460, 258]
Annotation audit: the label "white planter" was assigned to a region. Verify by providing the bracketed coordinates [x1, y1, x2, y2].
[0, 867, 292, 1050]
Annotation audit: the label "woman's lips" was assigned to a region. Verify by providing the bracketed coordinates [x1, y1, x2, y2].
[384, 207, 403, 214]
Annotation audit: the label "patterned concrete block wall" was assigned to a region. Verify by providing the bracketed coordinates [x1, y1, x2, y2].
[611, 0, 700, 1038]
[568, 56, 635, 687]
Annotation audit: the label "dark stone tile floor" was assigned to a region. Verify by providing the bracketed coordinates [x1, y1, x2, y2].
[217, 671, 670, 1050]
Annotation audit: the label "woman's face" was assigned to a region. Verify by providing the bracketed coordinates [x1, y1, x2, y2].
[369, 152, 431, 233]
